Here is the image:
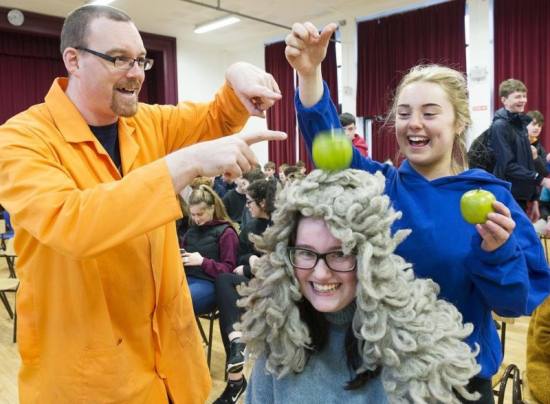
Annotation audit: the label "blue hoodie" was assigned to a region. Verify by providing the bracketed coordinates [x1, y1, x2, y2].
[296, 82, 550, 379]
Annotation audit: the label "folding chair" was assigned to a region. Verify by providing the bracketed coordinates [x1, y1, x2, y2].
[540, 235, 550, 263]
[493, 313, 515, 357]
[196, 309, 219, 369]
[0, 277, 19, 343]
[0, 214, 16, 278]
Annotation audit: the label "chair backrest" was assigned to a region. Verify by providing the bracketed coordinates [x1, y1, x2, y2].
[2, 211, 13, 233]
[540, 235, 550, 263]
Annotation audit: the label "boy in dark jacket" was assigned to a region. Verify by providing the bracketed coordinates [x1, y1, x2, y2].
[491, 79, 550, 217]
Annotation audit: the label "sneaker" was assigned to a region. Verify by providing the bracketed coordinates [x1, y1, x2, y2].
[227, 340, 246, 373]
[213, 377, 247, 404]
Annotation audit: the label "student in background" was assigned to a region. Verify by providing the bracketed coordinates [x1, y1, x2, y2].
[490, 81, 550, 218]
[286, 21, 550, 403]
[527, 111, 550, 232]
[278, 163, 289, 185]
[339, 112, 368, 156]
[182, 185, 239, 314]
[213, 178, 277, 404]
[224, 169, 265, 227]
[296, 160, 307, 175]
[263, 161, 277, 181]
[213, 173, 237, 198]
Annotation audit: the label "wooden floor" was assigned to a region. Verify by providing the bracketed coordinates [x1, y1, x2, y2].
[0, 257, 540, 403]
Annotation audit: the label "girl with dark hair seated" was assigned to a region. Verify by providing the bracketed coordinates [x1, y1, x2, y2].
[181, 185, 239, 315]
[213, 179, 277, 404]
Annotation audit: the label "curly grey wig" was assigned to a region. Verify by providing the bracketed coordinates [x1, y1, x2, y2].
[236, 169, 480, 403]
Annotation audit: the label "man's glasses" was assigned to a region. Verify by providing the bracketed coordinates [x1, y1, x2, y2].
[287, 247, 356, 272]
[245, 199, 255, 206]
[75, 47, 154, 71]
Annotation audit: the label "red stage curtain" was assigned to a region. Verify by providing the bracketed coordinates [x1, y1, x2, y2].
[494, 0, 550, 151]
[298, 37, 339, 172]
[0, 30, 176, 125]
[265, 41, 297, 168]
[356, 0, 466, 163]
[0, 31, 65, 124]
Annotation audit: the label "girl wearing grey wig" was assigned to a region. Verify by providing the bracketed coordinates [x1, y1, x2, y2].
[237, 169, 480, 403]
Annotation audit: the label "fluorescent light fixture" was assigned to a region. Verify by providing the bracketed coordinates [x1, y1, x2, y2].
[194, 15, 240, 34]
[87, 0, 116, 5]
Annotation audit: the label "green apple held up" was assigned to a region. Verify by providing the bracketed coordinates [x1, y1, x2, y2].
[312, 131, 353, 171]
[460, 189, 496, 224]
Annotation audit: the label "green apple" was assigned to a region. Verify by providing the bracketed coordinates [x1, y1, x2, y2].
[460, 189, 496, 224]
[312, 131, 353, 171]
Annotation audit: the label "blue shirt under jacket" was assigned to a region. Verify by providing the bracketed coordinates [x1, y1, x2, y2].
[295, 82, 550, 379]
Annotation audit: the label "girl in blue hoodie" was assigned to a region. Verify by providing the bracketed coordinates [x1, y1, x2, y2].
[285, 22, 550, 403]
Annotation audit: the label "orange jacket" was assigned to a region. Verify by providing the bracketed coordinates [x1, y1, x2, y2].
[527, 296, 550, 404]
[0, 78, 248, 403]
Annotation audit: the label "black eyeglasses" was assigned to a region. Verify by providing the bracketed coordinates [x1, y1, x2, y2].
[245, 199, 255, 206]
[75, 47, 154, 71]
[287, 247, 356, 272]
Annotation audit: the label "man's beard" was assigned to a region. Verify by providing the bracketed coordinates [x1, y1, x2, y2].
[111, 80, 141, 117]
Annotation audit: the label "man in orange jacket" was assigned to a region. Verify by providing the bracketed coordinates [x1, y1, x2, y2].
[0, 4, 284, 404]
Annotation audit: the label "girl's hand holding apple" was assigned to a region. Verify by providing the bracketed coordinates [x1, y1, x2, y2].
[461, 189, 515, 252]
[476, 201, 516, 252]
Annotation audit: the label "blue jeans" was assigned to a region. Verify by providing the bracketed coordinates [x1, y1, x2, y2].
[186, 275, 216, 315]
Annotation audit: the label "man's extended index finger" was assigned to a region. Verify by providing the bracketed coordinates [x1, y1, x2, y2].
[241, 130, 287, 145]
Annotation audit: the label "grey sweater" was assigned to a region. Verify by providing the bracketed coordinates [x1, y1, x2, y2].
[245, 305, 388, 403]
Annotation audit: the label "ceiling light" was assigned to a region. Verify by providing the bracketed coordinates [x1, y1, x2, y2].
[86, 0, 116, 5]
[194, 15, 240, 34]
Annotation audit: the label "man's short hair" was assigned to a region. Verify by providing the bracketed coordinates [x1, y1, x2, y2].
[339, 112, 356, 127]
[499, 79, 527, 98]
[243, 168, 265, 183]
[263, 161, 276, 171]
[527, 110, 545, 126]
[60, 5, 132, 54]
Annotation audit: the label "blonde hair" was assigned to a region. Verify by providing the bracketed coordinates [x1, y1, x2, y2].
[190, 176, 213, 189]
[188, 185, 238, 231]
[389, 64, 472, 174]
[237, 169, 479, 403]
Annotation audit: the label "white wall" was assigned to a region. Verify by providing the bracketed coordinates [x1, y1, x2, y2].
[176, 39, 270, 165]
[465, 0, 493, 145]
[176, 41, 228, 102]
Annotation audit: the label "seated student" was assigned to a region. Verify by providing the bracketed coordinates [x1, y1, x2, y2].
[182, 185, 239, 314]
[296, 160, 307, 175]
[278, 163, 289, 185]
[224, 169, 265, 225]
[526, 295, 550, 404]
[339, 112, 368, 157]
[283, 165, 304, 185]
[237, 169, 480, 404]
[263, 161, 279, 184]
[213, 178, 277, 404]
[527, 111, 550, 232]
[213, 173, 237, 198]
[176, 176, 213, 244]
[527, 110, 547, 174]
